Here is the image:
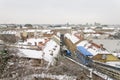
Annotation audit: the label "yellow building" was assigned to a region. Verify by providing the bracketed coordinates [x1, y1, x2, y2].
[92, 53, 119, 63]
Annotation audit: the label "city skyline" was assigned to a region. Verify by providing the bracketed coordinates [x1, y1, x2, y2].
[0, 0, 120, 24]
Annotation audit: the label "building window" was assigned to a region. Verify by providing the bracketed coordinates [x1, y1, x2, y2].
[102, 54, 106, 59]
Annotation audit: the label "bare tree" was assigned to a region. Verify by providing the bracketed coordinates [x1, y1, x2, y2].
[113, 32, 120, 39]
[24, 24, 33, 28]
[0, 34, 19, 44]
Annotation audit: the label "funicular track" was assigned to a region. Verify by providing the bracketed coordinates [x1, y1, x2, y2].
[93, 61, 120, 80]
[65, 56, 120, 80]
[64, 56, 93, 79]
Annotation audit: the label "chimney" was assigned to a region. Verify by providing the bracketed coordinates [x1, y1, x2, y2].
[100, 44, 105, 50]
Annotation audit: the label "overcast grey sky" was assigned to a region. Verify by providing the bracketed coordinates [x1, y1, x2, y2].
[0, 0, 120, 24]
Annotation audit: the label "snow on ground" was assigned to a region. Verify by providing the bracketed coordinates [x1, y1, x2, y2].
[23, 73, 76, 80]
[106, 61, 120, 68]
[93, 70, 113, 80]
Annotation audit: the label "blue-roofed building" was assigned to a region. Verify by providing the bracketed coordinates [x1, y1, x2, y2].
[76, 46, 93, 65]
[77, 46, 93, 56]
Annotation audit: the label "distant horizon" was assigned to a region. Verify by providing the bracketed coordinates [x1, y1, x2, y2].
[0, 23, 120, 25]
[0, 0, 120, 24]
[0, 23, 120, 26]
[0, 21, 120, 25]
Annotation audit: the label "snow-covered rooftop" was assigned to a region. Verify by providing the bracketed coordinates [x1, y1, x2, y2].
[56, 32, 60, 37]
[26, 30, 36, 32]
[85, 34, 101, 38]
[102, 27, 115, 30]
[77, 40, 109, 56]
[24, 29, 52, 34]
[18, 49, 43, 59]
[18, 38, 46, 46]
[52, 35, 60, 41]
[83, 29, 95, 33]
[93, 39, 120, 53]
[41, 30, 52, 33]
[18, 39, 60, 65]
[64, 33, 80, 44]
[43, 40, 60, 63]
[54, 26, 71, 29]
[0, 30, 17, 34]
[27, 38, 45, 44]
